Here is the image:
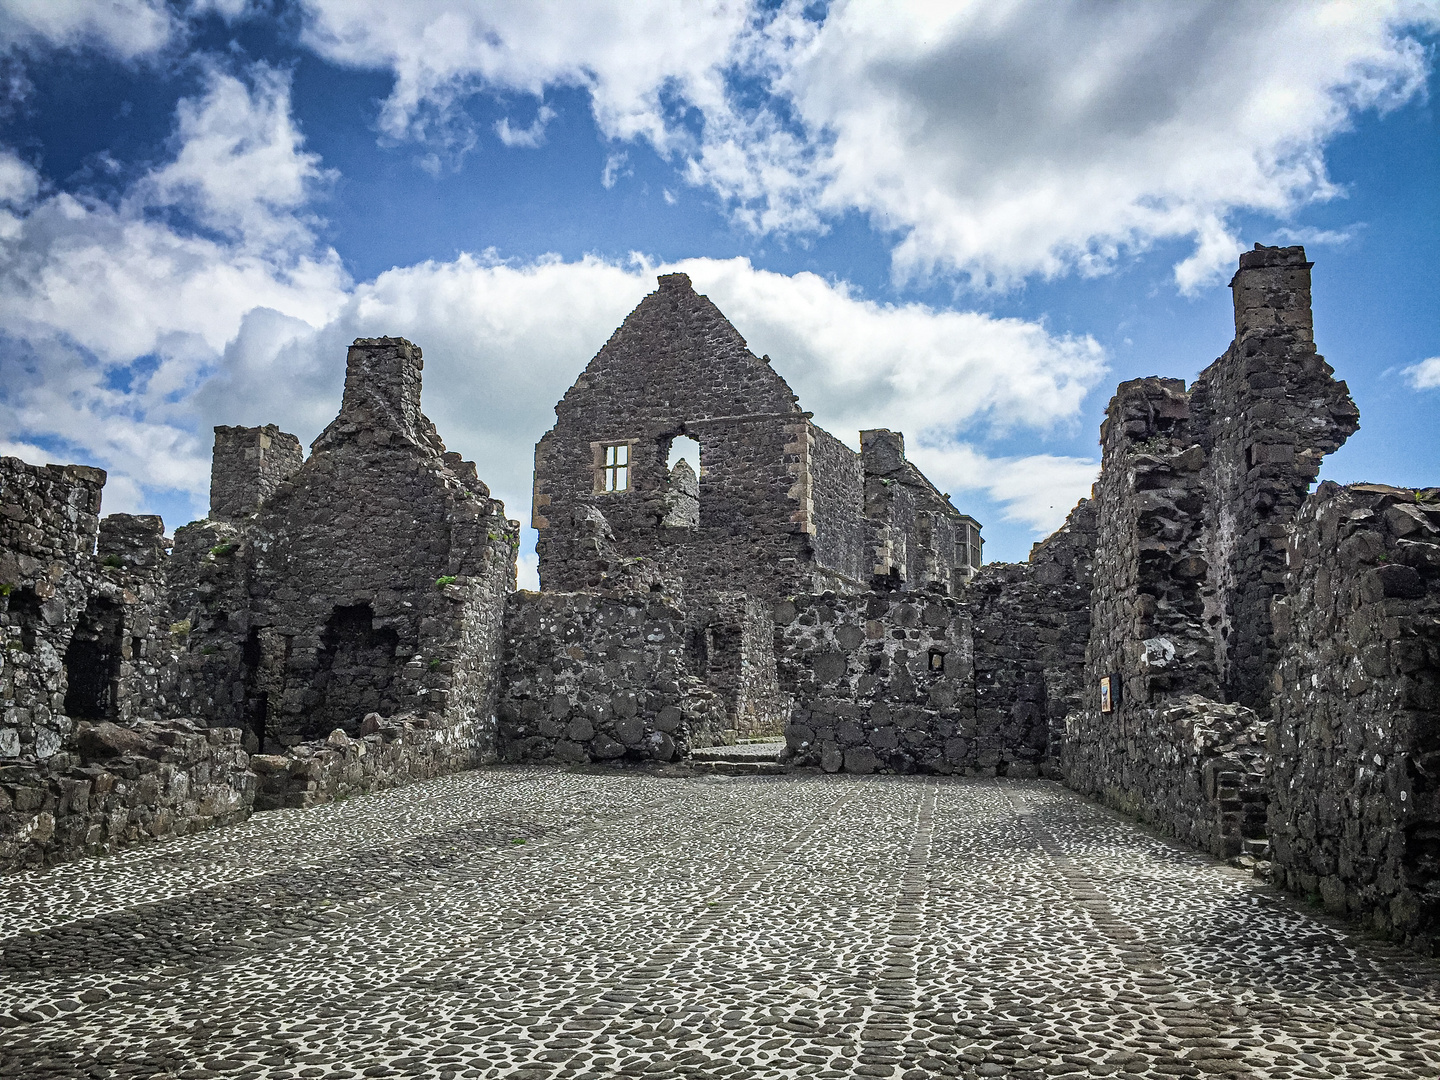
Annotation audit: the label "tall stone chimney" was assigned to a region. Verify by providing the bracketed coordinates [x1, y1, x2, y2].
[1230, 243, 1313, 344]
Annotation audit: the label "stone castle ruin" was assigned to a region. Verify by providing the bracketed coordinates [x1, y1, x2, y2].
[2, 247, 1438, 952]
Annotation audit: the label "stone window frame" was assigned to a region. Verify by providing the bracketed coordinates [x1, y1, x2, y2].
[592, 439, 637, 494]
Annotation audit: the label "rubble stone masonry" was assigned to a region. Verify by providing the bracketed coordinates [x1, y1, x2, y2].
[1269, 482, 1440, 951]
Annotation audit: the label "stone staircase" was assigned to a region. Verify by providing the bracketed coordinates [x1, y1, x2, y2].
[688, 740, 788, 776]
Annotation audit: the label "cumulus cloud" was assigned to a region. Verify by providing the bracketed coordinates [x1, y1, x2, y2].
[906, 443, 1099, 537]
[298, 0, 750, 152]
[293, 0, 1438, 292]
[0, 63, 349, 521]
[141, 63, 336, 250]
[1404, 357, 1440, 390]
[0, 0, 176, 59]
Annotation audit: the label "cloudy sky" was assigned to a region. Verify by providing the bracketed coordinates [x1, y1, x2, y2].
[0, 0, 1436, 587]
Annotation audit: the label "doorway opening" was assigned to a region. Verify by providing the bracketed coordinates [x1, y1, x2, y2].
[64, 597, 123, 721]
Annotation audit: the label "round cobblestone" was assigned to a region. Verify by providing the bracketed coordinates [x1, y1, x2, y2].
[1, 770, 1437, 1078]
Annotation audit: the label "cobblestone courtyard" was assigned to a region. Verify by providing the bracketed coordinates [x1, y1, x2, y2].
[2, 769, 1439, 1080]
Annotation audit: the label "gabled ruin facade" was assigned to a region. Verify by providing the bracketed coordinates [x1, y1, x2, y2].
[2, 247, 1438, 953]
[532, 272, 981, 601]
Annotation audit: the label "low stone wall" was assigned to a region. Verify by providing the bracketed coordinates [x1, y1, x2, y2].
[0, 719, 254, 872]
[496, 591, 727, 764]
[1070, 694, 1268, 858]
[251, 711, 494, 810]
[1268, 482, 1440, 952]
[777, 591, 977, 774]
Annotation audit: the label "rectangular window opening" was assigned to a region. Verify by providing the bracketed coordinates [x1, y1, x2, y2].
[598, 442, 631, 493]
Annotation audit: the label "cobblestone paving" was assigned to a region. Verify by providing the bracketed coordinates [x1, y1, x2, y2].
[2, 769, 1438, 1079]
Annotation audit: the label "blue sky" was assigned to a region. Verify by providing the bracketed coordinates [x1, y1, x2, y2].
[0, 1, 1436, 587]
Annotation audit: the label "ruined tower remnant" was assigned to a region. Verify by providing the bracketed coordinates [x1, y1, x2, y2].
[1067, 245, 1359, 857]
[209, 425, 303, 524]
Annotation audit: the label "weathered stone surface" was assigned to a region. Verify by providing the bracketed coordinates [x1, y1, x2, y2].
[1066, 245, 1358, 862]
[0, 718, 253, 870]
[1268, 481, 1440, 951]
[496, 591, 726, 764]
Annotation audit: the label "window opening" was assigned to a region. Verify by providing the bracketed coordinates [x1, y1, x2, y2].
[308, 604, 401, 739]
[662, 434, 700, 528]
[600, 442, 630, 492]
[666, 435, 699, 472]
[6, 587, 43, 653]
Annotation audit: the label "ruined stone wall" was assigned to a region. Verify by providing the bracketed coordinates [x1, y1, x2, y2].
[968, 499, 1096, 776]
[1191, 246, 1359, 714]
[535, 273, 815, 602]
[497, 591, 726, 764]
[777, 591, 976, 774]
[861, 429, 979, 593]
[0, 718, 254, 871]
[1065, 376, 1266, 857]
[223, 339, 516, 753]
[1268, 483, 1440, 951]
[1061, 246, 1355, 860]
[1, 458, 106, 762]
[165, 518, 253, 737]
[94, 514, 186, 726]
[807, 426, 867, 587]
[251, 711, 491, 810]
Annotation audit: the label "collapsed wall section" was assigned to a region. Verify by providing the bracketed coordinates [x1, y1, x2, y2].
[496, 591, 726, 764]
[0, 719, 253, 870]
[969, 500, 1096, 775]
[1268, 483, 1440, 952]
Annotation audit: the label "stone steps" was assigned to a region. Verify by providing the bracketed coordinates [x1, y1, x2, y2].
[687, 740, 786, 775]
[689, 759, 791, 776]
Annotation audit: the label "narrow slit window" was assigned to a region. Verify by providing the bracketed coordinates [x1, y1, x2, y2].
[601, 442, 629, 492]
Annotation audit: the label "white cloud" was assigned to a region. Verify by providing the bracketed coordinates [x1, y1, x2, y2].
[298, 0, 751, 152]
[600, 151, 629, 189]
[670, 258, 1105, 442]
[1404, 357, 1440, 390]
[495, 104, 556, 148]
[0, 63, 349, 520]
[0, 0, 176, 59]
[907, 443, 1099, 537]
[293, 0, 1439, 293]
[141, 63, 336, 251]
